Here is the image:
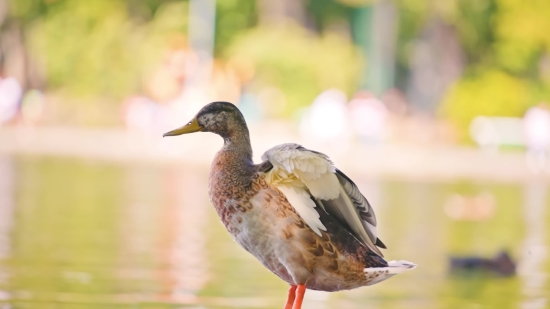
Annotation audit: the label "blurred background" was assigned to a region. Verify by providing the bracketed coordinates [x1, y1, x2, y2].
[0, 0, 549, 308]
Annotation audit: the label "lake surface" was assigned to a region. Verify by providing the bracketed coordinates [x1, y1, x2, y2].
[0, 154, 548, 309]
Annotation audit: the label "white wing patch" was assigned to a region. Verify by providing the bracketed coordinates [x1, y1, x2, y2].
[263, 144, 340, 199]
[262, 144, 341, 235]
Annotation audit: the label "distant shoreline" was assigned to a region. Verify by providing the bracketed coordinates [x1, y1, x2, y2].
[0, 125, 547, 183]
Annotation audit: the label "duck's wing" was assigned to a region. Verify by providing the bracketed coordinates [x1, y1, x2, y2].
[261, 143, 385, 257]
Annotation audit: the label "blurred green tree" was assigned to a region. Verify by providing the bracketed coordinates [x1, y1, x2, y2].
[435, 0, 550, 140]
[27, 0, 188, 99]
[493, 0, 550, 75]
[4, 0, 550, 131]
[226, 23, 362, 117]
[388, 0, 549, 140]
[214, 0, 257, 56]
[441, 69, 533, 140]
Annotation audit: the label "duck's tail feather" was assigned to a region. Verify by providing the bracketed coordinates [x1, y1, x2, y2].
[363, 260, 416, 286]
[386, 260, 417, 273]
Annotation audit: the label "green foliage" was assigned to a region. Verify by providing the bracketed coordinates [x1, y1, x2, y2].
[390, 0, 550, 140]
[453, 0, 496, 63]
[27, 0, 188, 99]
[8, 0, 550, 129]
[306, 0, 352, 32]
[215, 0, 257, 56]
[226, 24, 363, 116]
[394, 0, 550, 72]
[493, 0, 550, 74]
[8, 0, 47, 23]
[440, 70, 532, 140]
[394, 0, 497, 66]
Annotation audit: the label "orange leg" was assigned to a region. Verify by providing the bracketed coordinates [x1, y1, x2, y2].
[292, 284, 306, 309]
[284, 285, 297, 309]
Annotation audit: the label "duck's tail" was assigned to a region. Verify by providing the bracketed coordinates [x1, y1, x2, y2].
[364, 260, 416, 286]
[386, 260, 417, 273]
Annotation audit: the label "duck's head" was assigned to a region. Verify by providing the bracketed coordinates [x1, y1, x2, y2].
[163, 101, 248, 139]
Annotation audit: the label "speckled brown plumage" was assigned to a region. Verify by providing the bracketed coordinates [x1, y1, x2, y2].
[203, 103, 388, 291]
[209, 152, 387, 290]
[164, 102, 413, 301]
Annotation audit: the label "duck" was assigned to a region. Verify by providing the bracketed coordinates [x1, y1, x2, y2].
[449, 250, 516, 277]
[163, 102, 416, 309]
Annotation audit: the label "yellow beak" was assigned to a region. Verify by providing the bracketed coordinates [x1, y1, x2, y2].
[163, 117, 202, 137]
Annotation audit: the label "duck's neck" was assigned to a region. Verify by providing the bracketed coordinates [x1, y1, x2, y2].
[222, 131, 253, 162]
[209, 130, 255, 201]
[212, 127, 254, 178]
[209, 130, 255, 224]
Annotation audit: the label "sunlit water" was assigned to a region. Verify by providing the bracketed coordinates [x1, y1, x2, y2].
[0, 154, 548, 309]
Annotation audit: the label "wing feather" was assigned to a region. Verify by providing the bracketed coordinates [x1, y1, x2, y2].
[317, 171, 382, 256]
[276, 184, 326, 236]
[261, 143, 385, 257]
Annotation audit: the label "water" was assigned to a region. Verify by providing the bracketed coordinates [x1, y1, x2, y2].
[0, 155, 548, 309]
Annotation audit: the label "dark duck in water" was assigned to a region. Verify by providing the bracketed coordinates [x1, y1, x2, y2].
[164, 102, 416, 309]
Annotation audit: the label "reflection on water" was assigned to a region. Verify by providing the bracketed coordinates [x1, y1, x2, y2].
[521, 181, 548, 309]
[0, 156, 14, 260]
[164, 167, 210, 301]
[0, 156, 14, 304]
[0, 155, 548, 309]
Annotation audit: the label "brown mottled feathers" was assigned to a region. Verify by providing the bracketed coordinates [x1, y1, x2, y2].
[166, 102, 414, 293]
[208, 146, 386, 291]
